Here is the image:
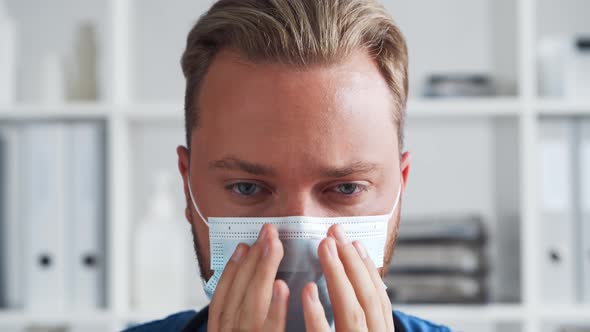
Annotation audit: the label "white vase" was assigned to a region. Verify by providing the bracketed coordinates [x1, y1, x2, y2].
[40, 52, 66, 104]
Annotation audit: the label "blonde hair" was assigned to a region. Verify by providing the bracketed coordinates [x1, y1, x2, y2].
[181, 0, 409, 148]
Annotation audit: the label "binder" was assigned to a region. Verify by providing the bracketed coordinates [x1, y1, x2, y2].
[0, 133, 5, 307]
[0, 125, 23, 308]
[21, 123, 67, 311]
[580, 119, 590, 303]
[539, 119, 577, 303]
[65, 122, 106, 309]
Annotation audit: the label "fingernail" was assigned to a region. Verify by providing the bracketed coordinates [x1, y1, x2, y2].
[263, 239, 270, 257]
[308, 284, 319, 303]
[258, 225, 268, 241]
[327, 237, 338, 258]
[333, 224, 349, 245]
[272, 283, 280, 303]
[231, 244, 245, 262]
[353, 241, 368, 259]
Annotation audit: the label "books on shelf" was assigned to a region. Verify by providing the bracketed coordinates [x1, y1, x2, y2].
[0, 121, 106, 312]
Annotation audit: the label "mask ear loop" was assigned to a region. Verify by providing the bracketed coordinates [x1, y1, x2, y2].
[380, 179, 402, 291]
[187, 173, 214, 294]
[386, 182, 403, 219]
[187, 174, 209, 227]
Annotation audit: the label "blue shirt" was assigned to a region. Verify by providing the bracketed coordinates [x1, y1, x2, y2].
[123, 306, 451, 332]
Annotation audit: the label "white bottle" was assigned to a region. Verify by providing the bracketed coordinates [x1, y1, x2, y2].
[40, 52, 66, 104]
[0, 0, 16, 105]
[134, 171, 191, 312]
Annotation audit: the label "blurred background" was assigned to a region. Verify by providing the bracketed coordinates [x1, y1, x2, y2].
[0, 0, 589, 331]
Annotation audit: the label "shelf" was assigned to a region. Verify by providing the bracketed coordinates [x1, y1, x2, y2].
[535, 99, 590, 116]
[119, 308, 203, 325]
[2, 305, 588, 326]
[0, 99, 524, 121]
[0, 309, 115, 325]
[75, 305, 527, 325]
[406, 98, 522, 118]
[0, 103, 112, 120]
[0, 102, 184, 122]
[121, 103, 184, 122]
[123, 99, 523, 121]
[394, 304, 525, 322]
[537, 306, 590, 321]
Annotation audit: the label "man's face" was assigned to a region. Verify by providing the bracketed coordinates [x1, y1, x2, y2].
[178, 49, 410, 280]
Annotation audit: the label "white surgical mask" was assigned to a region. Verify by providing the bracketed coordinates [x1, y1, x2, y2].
[188, 174, 401, 331]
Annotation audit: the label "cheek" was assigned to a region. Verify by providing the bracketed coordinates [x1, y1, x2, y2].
[185, 207, 191, 222]
[189, 206, 212, 264]
[199, 232, 211, 263]
[196, 218, 210, 248]
[382, 207, 401, 268]
[388, 204, 401, 240]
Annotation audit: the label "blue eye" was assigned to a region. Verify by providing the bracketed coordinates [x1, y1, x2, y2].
[231, 182, 260, 196]
[334, 183, 362, 195]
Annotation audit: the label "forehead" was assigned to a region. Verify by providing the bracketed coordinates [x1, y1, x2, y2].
[193, 49, 399, 171]
[199, 49, 395, 117]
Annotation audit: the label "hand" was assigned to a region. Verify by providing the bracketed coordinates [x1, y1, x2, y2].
[208, 224, 289, 331]
[302, 224, 394, 332]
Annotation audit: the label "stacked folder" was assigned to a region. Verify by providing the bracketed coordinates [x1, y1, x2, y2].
[385, 215, 488, 304]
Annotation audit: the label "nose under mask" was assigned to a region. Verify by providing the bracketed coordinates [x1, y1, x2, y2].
[187, 175, 401, 331]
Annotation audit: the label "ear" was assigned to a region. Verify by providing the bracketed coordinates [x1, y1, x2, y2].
[177, 145, 192, 224]
[400, 151, 411, 194]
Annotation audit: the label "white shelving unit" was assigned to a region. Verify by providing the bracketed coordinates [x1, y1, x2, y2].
[1, 0, 589, 331]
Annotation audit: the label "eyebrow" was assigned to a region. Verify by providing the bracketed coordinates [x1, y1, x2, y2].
[209, 156, 277, 176]
[209, 156, 380, 178]
[319, 161, 381, 178]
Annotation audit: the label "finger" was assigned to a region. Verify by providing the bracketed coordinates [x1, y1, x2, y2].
[318, 236, 366, 331]
[262, 280, 290, 332]
[207, 243, 249, 332]
[328, 225, 385, 331]
[353, 241, 394, 332]
[240, 224, 284, 328]
[302, 282, 331, 332]
[220, 224, 272, 329]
